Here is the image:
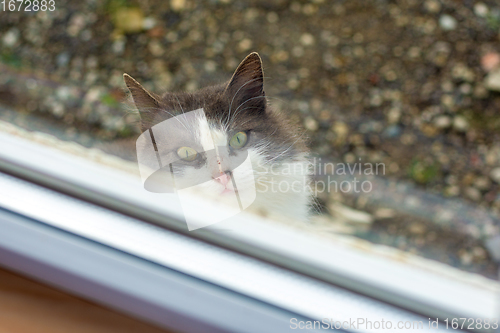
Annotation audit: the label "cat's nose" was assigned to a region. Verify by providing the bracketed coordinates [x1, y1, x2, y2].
[214, 171, 232, 186]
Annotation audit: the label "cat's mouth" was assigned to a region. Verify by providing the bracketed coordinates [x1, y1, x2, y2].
[219, 186, 240, 195]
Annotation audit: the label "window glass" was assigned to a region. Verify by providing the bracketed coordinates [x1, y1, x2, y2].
[1, 1, 499, 281]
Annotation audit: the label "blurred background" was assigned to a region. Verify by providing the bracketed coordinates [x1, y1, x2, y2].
[2, 0, 500, 279]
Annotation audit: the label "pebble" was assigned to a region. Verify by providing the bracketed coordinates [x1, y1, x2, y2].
[473, 3, 489, 17]
[56, 52, 70, 68]
[484, 68, 500, 92]
[409, 223, 426, 235]
[452, 116, 468, 132]
[459, 250, 473, 266]
[238, 38, 253, 52]
[439, 14, 457, 31]
[424, 0, 441, 13]
[465, 187, 481, 201]
[459, 83, 472, 95]
[444, 186, 460, 196]
[300, 33, 315, 46]
[112, 38, 126, 54]
[374, 208, 396, 219]
[2, 28, 19, 47]
[490, 168, 500, 183]
[67, 14, 86, 37]
[304, 117, 319, 131]
[440, 94, 454, 108]
[382, 125, 402, 138]
[331, 121, 349, 143]
[451, 63, 475, 82]
[473, 84, 489, 98]
[142, 17, 157, 30]
[170, 0, 186, 11]
[114, 8, 144, 33]
[387, 107, 401, 124]
[474, 176, 491, 190]
[481, 52, 500, 72]
[148, 40, 164, 56]
[434, 115, 451, 129]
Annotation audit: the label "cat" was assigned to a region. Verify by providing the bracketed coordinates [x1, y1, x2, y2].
[124, 52, 311, 223]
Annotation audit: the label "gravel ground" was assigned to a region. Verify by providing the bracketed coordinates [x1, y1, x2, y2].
[1, 0, 500, 278]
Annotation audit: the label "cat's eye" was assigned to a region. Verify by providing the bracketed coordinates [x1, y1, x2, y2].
[229, 132, 248, 149]
[177, 146, 198, 161]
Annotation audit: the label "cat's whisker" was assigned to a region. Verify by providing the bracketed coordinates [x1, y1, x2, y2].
[174, 95, 186, 115]
[261, 133, 306, 165]
[228, 96, 266, 125]
[226, 106, 260, 126]
[227, 96, 292, 127]
[225, 77, 263, 128]
[142, 106, 190, 130]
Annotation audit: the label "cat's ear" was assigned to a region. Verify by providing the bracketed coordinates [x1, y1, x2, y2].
[226, 52, 266, 110]
[123, 74, 161, 126]
[124, 73, 161, 130]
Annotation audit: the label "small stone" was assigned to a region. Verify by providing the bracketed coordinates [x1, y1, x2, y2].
[434, 115, 451, 128]
[444, 185, 460, 196]
[56, 86, 73, 101]
[407, 46, 421, 59]
[473, 84, 489, 98]
[271, 50, 289, 63]
[112, 38, 126, 54]
[440, 94, 454, 108]
[424, 0, 441, 13]
[474, 3, 489, 17]
[490, 168, 500, 183]
[382, 125, 402, 138]
[472, 246, 487, 259]
[465, 187, 481, 201]
[428, 41, 451, 66]
[67, 14, 86, 37]
[148, 40, 164, 56]
[238, 38, 253, 52]
[170, 0, 186, 11]
[332, 121, 349, 144]
[114, 8, 144, 33]
[387, 107, 401, 124]
[459, 250, 473, 266]
[481, 52, 500, 72]
[204, 60, 216, 72]
[2, 28, 19, 47]
[56, 52, 70, 67]
[452, 63, 475, 82]
[81, 29, 92, 41]
[267, 12, 279, 23]
[409, 223, 426, 235]
[453, 116, 468, 132]
[484, 69, 500, 92]
[51, 103, 65, 118]
[304, 117, 319, 131]
[142, 17, 157, 30]
[300, 33, 315, 46]
[474, 176, 491, 190]
[459, 83, 472, 95]
[287, 78, 300, 90]
[439, 14, 457, 31]
[384, 70, 397, 81]
[374, 208, 396, 219]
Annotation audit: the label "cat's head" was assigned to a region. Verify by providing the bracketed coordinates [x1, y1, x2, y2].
[124, 52, 307, 201]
